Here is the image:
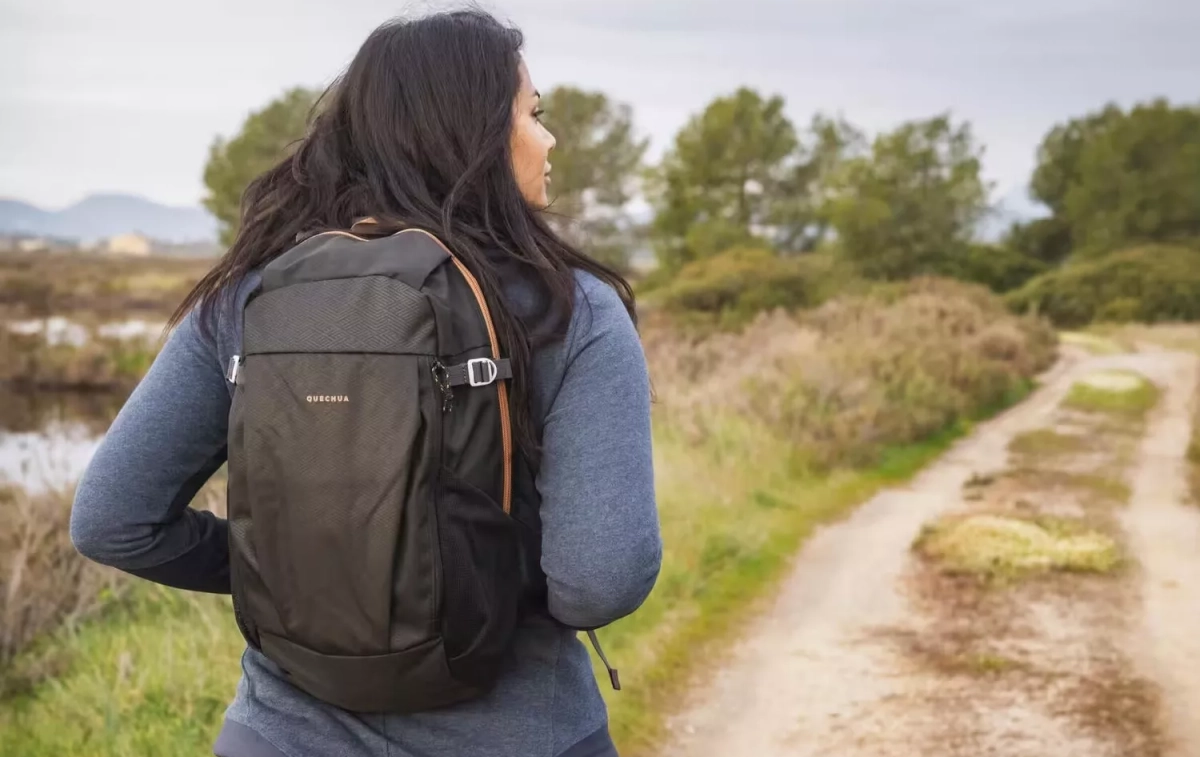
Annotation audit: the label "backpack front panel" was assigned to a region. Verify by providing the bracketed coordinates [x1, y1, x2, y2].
[226, 230, 526, 713]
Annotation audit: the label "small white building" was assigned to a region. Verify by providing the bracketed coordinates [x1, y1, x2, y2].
[16, 237, 49, 253]
[106, 232, 153, 256]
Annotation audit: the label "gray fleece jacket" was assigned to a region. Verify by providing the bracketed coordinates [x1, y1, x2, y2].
[70, 269, 661, 757]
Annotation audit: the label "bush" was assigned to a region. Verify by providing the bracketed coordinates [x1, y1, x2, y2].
[651, 247, 856, 326]
[0, 475, 227, 698]
[645, 276, 1057, 470]
[1004, 216, 1073, 266]
[0, 327, 161, 391]
[939, 243, 1047, 293]
[1006, 245, 1200, 327]
[0, 484, 124, 690]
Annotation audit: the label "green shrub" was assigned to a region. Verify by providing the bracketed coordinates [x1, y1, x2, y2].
[1004, 216, 1073, 266]
[939, 243, 1048, 293]
[652, 247, 856, 326]
[1006, 245, 1200, 327]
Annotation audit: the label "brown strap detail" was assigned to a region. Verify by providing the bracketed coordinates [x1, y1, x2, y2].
[397, 230, 514, 516]
[308, 230, 370, 242]
[349, 216, 382, 234]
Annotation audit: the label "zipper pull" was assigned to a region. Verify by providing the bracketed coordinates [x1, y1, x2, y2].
[587, 630, 621, 691]
[226, 355, 242, 385]
[432, 360, 454, 412]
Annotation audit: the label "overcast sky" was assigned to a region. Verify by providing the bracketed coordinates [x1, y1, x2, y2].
[2, 0, 1197, 211]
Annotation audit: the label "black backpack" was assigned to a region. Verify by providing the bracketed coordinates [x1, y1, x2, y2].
[224, 223, 527, 713]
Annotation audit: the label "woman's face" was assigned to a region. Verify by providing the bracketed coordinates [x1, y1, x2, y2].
[510, 59, 556, 209]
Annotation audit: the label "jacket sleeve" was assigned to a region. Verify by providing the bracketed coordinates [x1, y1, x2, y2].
[70, 307, 232, 594]
[537, 278, 662, 629]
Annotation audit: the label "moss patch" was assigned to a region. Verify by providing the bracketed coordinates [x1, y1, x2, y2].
[1008, 429, 1090, 457]
[1063, 371, 1159, 418]
[1001, 468, 1132, 506]
[914, 514, 1120, 580]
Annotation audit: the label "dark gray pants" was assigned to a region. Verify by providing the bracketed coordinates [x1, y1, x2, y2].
[214, 719, 619, 757]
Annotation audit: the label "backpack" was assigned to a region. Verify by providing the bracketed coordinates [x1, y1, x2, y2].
[224, 224, 526, 713]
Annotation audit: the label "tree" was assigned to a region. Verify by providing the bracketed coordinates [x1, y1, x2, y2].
[203, 88, 320, 245]
[650, 88, 799, 271]
[1030, 105, 1121, 217]
[539, 87, 649, 272]
[1003, 216, 1073, 267]
[1031, 100, 1200, 257]
[825, 115, 990, 280]
[770, 114, 867, 254]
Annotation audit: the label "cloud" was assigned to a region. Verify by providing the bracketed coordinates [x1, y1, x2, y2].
[2, 0, 1198, 207]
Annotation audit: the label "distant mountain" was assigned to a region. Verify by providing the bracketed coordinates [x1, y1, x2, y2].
[0, 193, 218, 243]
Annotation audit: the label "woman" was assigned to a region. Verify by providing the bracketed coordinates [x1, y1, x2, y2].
[69, 9, 661, 757]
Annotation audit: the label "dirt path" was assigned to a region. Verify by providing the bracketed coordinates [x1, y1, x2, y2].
[663, 346, 1200, 757]
[1120, 351, 1200, 756]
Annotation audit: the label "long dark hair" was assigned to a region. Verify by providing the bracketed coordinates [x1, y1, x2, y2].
[171, 9, 636, 464]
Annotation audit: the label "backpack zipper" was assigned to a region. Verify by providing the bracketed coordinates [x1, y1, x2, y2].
[304, 226, 514, 516]
[428, 356, 446, 632]
[401, 230, 513, 516]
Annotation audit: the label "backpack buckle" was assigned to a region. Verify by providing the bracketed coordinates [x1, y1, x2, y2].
[467, 358, 499, 387]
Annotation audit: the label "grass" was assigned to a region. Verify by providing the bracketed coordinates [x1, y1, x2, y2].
[913, 513, 1120, 582]
[1088, 322, 1200, 354]
[0, 587, 243, 756]
[601, 414, 993, 753]
[0, 276, 1055, 756]
[0, 477, 225, 696]
[1002, 467, 1132, 505]
[0, 251, 210, 320]
[1059, 331, 1124, 355]
[1063, 371, 1160, 418]
[0, 417, 991, 757]
[0, 484, 125, 684]
[0, 324, 162, 391]
[1009, 428, 1090, 457]
[964, 652, 1021, 675]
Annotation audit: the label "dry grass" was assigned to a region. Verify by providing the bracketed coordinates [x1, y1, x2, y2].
[0, 391, 126, 436]
[0, 326, 161, 391]
[0, 251, 210, 320]
[1059, 331, 1125, 355]
[0, 478, 226, 698]
[643, 277, 1058, 471]
[1009, 428, 1091, 457]
[0, 484, 123, 691]
[1089, 322, 1200, 354]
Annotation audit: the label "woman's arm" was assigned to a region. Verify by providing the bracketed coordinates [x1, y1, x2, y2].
[70, 308, 233, 594]
[537, 277, 662, 630]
